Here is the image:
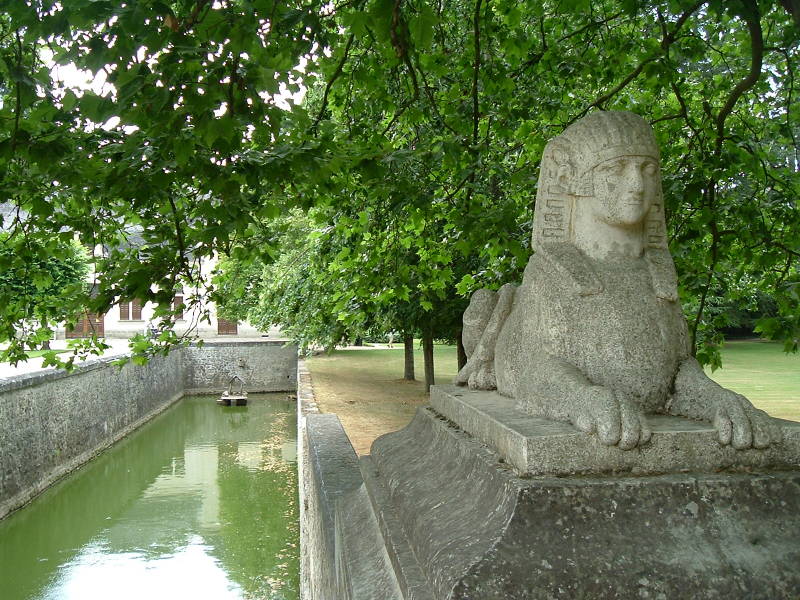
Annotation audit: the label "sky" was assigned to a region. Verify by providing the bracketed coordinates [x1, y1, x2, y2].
[44, 45, 308, 132]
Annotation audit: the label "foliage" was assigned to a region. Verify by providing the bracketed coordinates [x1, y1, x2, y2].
[213, 205, 469, 353]
[0, 232, 89, 362]
[1, 0, 799, 367]
[1, 0, 331, 359]
[212, 209, 357, 352]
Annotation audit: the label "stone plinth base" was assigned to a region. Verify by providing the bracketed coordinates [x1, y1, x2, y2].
[368, 406, 800, 599]
[430, 384, 800, 476]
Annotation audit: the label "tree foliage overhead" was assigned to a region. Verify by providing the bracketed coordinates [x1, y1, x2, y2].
[1, 0, 330, 360]
[1, 0, 798, 366]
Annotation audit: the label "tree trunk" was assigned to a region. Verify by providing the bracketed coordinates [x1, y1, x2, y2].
[403, 334, 415, 381]
[456, 329, 467, 371]
[422, 329, 435, 392]
[354, 336, 363, 346]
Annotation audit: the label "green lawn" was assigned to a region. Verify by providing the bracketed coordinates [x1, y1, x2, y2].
[0, 349, 67, 362]
[707, 340, 800, 422]
[336, 343, 460, 382]
[318, 339, 799, 422]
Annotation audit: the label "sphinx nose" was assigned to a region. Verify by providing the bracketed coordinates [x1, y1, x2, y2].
[626, 165, 645, 193]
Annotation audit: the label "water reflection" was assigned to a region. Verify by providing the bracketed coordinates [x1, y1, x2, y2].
[40, 537, 242, 600]
[0, 395, 299, 600]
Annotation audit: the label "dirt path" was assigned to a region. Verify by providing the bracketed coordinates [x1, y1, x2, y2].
[307, 345, 458, 455]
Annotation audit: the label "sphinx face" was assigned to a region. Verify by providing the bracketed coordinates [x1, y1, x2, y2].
[591, 155, 659, 228]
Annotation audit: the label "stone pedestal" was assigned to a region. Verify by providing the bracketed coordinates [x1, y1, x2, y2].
[358, 386, 800, 599]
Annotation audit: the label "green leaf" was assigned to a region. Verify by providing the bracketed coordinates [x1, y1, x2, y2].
[409, 4, 437, 49]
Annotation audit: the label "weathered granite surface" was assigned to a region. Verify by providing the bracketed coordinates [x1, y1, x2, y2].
[297, 359, 318, 600]
[369, 408, 800, 599]
[302, 413, 412, 600]
[432, 384, 800, 476]
[302, 414, 364, 599]
[335, 476, 406, 600]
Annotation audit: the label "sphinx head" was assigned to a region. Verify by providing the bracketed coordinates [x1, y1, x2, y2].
[533, 111, 667, 253]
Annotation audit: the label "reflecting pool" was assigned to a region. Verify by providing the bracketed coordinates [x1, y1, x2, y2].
[0, 394, 299, 600]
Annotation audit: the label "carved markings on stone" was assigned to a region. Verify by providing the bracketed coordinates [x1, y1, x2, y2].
[541, 196, 568, 241]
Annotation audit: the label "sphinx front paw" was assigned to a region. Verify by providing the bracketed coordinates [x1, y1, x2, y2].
[455, 358, 497, 390]
[712, 391, 779, 449]
[573, 388, 651, 450]
[468, 361, 496, 390]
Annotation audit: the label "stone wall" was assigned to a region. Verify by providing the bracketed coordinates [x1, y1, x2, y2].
[183, 340, 297, 393]
[297, 361, 314, 600]
[0, 340, 297, 520]
[0, 353, 184, 520]
[302, 414, 366, 599]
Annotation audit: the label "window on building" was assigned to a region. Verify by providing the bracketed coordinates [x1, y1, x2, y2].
[173, 293, 184, 320]
[218, 318, 238, 335]
[67, 312, 104, 338]
[119, 299, 143, 321]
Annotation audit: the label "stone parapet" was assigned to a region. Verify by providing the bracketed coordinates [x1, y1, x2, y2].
[0, 353, 184, 520]
[301, 413, 405, 599]
[183, 339, 297, 393]
[299, 358, 434, 600]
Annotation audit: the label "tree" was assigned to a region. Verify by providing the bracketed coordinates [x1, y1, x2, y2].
[1, 0, 334, 362]
[1, 1, 798, 369]
[0, 231, 89, 363]
[213, 204, 468, 389]
[307, 0, 800, 367]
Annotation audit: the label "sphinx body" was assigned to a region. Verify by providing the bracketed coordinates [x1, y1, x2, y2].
[456, 111, 777, 450]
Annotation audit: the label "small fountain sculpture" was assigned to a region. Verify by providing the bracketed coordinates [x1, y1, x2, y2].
[218, 375, 248, 406]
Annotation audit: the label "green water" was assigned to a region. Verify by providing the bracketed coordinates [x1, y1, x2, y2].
[0, 395, 299, 600]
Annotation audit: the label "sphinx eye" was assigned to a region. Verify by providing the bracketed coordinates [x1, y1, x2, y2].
[642, 162, 657, 176]
[599, 160, 625, 176]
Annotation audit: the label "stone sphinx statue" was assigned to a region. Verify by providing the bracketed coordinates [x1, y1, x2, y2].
[456, 111, 777, 451]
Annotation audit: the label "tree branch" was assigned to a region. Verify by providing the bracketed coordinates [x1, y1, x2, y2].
[391, 0, 419, 100]
[180, 0, 213, 32]
[714, 0, 763, 155]
[691, 1, 765, 350]
[572, 1, 705, 123]
[471, 0, 483, 147]
[11, 30, 23, 154]
[167, 195, 189, 277]
[417, 65, 459, 136]
[312, 33, 355, 133]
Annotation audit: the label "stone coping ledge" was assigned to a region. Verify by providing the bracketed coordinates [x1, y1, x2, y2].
[0, 354, 123, 394]
[189, 338, 292, 347]
[0, 339, 294, 394]
[430, 384, 800, 477]
[297, 359, 319, 417]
